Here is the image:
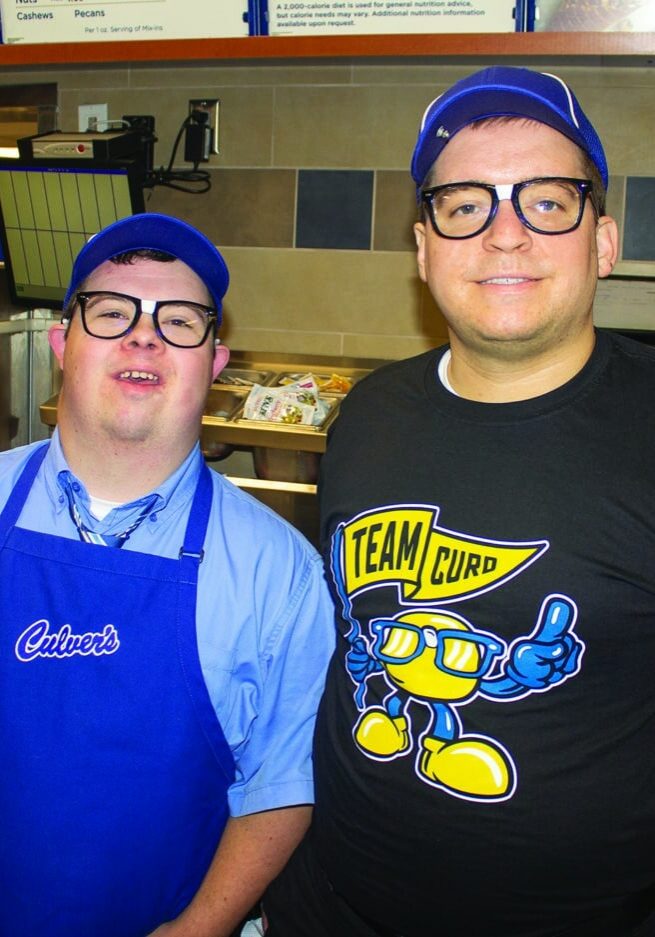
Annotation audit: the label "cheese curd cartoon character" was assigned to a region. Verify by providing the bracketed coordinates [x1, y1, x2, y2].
[347, 597, 583, 801]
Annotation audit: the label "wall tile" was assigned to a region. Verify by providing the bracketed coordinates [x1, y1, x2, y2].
[594, 278, 655, 330]
[146, 168, 296, 248]
[206, 86, 276, 168]
[3, 67, 130, 91]
[374, 170, 418, 252]
[342, 333, 439, 361]
[57, 67, 129, 90]
[352, 63, 479, 86]
[129, 63, 354, 88]
[605, 173, 625, 238]
[580, 83, 654, 176]
[272, 83, 434, 169]
[296, 169, 373, 250]
[219, 247, 425, 340]
[623, 176, 655, 262]
[352, 60, 616, 88]
[551, 63, 655, 90]
[222, 326, 343, 357]
[418, 281, 450, 345]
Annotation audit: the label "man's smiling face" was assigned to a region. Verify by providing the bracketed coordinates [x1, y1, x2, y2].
[414, 120, 616, 369]
[50, 257, 227, 456]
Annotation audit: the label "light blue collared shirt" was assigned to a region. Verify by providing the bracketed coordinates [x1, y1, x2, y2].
[1, 431, 335, 817]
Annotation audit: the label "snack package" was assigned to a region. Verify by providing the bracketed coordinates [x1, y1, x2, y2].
[243, 375, 330, 427]
[279, 371, 353, 394]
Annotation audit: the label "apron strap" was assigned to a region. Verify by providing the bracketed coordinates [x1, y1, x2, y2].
[175, 460, 236, 781]
[178, 460, 213, 582]
[0, 442, 49, 548]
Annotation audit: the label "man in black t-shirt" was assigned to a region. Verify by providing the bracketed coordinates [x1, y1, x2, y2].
[265, 67, 655, 937]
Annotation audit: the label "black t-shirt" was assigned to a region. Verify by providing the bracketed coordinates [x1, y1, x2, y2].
[314, 331, 655, 937]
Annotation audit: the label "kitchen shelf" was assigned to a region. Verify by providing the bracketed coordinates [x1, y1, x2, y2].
[0, 31, 653, 68]
[39, 351, 387, 457]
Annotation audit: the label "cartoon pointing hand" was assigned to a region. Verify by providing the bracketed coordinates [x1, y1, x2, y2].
[503, 595, 583, 690]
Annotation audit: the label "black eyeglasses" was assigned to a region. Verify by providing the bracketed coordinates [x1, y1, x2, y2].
[421, 177, 595, 240]
[66, 291, 217, 348]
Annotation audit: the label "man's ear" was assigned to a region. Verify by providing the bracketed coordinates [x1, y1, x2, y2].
[211, 342, 230, 383]
[414, 221, 428, 283]
[596, 215, 619, 279]
[48, 323, 67, 368]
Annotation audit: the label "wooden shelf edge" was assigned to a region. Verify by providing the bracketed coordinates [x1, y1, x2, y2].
[0, 31, 653, 68]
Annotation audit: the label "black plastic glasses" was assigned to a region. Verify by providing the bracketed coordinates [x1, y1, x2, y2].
[67, 290, 218, 348]
[421, 177, 594, 240]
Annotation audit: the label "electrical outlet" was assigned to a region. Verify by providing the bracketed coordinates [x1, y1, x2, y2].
[188, 99, 220, 155]
[78, 103, 108, 133]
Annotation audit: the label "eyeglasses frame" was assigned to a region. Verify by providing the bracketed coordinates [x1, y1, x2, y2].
[420, 176, 596, 240]
[64, 290, 218, 349]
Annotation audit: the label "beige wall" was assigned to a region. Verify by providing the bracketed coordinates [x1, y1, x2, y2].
[1, 55, 653, 359]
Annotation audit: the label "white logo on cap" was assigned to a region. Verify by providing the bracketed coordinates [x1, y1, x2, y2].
[436, 126, 450, 139]
[419, 92, 445, 131]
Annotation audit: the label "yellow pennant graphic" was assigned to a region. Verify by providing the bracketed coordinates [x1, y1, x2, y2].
[339, 506, 548, 603]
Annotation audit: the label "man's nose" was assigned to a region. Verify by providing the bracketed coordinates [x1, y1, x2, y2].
[123, 310, 161, 346]
[482, 197, 532, 250]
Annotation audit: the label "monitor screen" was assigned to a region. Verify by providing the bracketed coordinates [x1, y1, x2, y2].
[0, 158, 145, 309]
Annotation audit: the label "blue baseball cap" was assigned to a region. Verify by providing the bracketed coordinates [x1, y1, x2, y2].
[411, 66, 608, 191]
[63, 212, 229, 324]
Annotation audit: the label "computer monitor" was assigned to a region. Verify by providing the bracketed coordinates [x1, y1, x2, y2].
[0, 157, 145, 309]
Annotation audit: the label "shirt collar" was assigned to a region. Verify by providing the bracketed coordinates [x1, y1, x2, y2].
[46, 428, 204, 521]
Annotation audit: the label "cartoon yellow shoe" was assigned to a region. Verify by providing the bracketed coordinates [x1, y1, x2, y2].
[418, 736, 512, 798]
[354, 708, 410, 758]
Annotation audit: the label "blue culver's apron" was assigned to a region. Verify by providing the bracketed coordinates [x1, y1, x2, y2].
[0, 444, 235, 937]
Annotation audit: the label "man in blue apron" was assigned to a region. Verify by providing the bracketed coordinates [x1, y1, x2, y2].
[0, 213, 335, 937]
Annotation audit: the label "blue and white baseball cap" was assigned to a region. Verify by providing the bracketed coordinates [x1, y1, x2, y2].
[63, 212, 229, 323]
[411, 66, 608, 191]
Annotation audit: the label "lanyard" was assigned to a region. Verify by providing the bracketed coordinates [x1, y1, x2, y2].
[60, 473, 157, 548]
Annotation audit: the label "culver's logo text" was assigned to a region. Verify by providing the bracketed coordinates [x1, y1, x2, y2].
[15, 619, 120, 661]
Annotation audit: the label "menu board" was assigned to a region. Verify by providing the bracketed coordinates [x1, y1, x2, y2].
[534, 0, 655, 31]
[0, 0, 250, 43]
[269, 0, 518, 35]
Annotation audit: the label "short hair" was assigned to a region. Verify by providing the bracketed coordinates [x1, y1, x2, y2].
[108, 248, 177, 266]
